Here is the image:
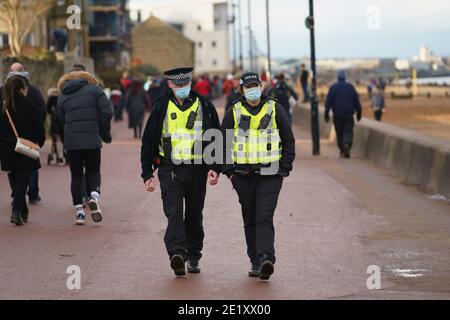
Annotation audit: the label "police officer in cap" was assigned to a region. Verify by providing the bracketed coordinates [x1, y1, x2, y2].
[141, 67, 221, 276]
[221, 72, 295, 280]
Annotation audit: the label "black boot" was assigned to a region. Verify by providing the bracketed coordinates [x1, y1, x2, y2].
[21, 209, 29, 224]
[11, 211, 24, 226]
[248, 263, 260, 277]
[259, 260, 275, 281]
[170, 255, 186, 277]
[29, 195, 42, 205]
[187, 260, 201, 274]
[343, 145, 351, 158]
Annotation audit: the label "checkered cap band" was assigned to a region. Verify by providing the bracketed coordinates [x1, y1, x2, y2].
[166, 72, 192, 81]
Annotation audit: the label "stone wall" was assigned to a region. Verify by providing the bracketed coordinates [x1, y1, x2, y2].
[1, 57, 64, 97]
[292, 104, 450, 198]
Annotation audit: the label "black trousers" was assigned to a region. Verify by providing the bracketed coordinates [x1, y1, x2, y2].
[158, 163, 208, 261]
[333, 116, 355, 153]
[374, 110, 383, 121]
[8, 169, 39, 200]
[232, 174, 283, 265]
[68, 149, 101, 206]
[113, 103, 123, 121]
[8, 170, 32, 214]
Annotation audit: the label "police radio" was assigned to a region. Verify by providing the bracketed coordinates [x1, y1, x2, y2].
[258, 111, 273, 130]
[186, 106, 200, 129]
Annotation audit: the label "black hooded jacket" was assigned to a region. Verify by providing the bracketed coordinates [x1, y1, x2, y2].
[221, 95, 296, 177]
[140, 90, 221, 182]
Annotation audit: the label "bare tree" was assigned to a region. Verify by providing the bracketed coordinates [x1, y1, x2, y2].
[0, 0, 56, 56]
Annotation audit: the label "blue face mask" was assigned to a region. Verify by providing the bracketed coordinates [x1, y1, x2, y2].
[174, 85, 191, 100]
[244, 87, 262, 102]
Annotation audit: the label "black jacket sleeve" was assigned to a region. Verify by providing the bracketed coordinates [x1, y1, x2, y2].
[325, 84, 336, 114]
[30, 102, 46, 148]
[28, 85, 46, 121]
[96, 89, 113, 142]
[275, 102, 296, 176]
[141, 105, 160, 182]
[220, 107, 236, 177]
[201, 97, 222, 174]
[57, 97, 66, 143]
[352, 86, 362, 115]
[47, 97, 53, 115]
[0, 116, 17, 149]
[288, 85, 299, 101]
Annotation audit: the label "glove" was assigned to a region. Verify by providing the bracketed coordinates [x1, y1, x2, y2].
[324, 112, 330, 123]
[278, 168, 289, 178]
[102, 133, 112, 144]
[356, 112, 362, 122]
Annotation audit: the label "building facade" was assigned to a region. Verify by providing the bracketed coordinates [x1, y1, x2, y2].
[131, 15, 195, 73]
[139, 0, 231, 75]
[48, 0, 90, 59]
[88, 0, 131, 71]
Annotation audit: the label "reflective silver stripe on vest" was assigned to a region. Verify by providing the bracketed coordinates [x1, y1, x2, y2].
[234, 151, 281, 159]
[235, 102, 242, 124]
[266, 100, 274, 152]
[232, 151, 280, 161]
[194, 101, 203, 141]
[267, 100, 274, 127]
[192, 100, 203, 157]
[234, 102, 247, 136]
[234, 135, 280, 144]
[162, 108, 171, 138]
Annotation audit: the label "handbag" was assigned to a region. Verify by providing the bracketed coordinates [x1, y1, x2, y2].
[5, 108, 40, 160]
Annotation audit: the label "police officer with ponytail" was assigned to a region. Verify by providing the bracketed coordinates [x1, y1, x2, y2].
[141, 67, 221, 277]
[222, 72, 296, 280]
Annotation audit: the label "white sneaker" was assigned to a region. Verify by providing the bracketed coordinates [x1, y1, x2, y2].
[75, 213, 86, 226]
[88, 198, 103, 223]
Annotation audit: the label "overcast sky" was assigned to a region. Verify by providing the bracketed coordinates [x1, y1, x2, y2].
[130, 0, 450, 59]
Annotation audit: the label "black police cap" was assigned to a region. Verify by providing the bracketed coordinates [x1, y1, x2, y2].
[240, 72, 261, 87]
[164, 67, 194, 86]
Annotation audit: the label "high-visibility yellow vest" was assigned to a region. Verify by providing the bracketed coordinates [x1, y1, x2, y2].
[232, 100, 282, 164]
[159, 98, 203, 161]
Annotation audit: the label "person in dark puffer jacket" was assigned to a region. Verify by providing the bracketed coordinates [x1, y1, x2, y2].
[57, 71, 113, 226]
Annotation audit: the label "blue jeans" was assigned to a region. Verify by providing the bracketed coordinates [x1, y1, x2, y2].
[302, 85, 310, 102]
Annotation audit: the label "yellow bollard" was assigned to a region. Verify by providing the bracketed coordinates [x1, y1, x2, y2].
[412, 68, 418, 97]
